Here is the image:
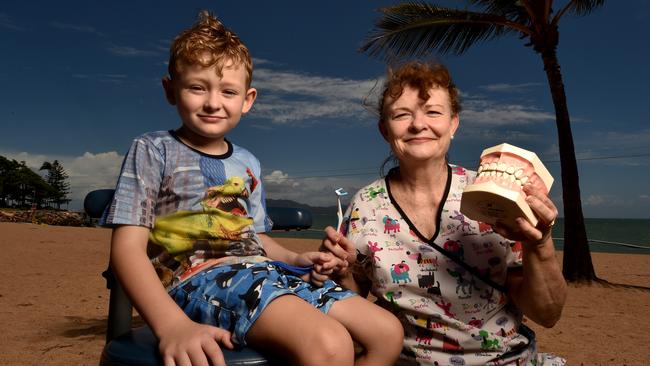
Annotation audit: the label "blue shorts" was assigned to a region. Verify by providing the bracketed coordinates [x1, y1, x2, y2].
[168, 261, 356, 346]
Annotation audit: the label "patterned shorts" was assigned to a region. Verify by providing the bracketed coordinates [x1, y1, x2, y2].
[168, 261, 356, 346]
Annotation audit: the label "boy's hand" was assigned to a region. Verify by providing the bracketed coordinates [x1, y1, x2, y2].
[320, 226, 356, 274]
[158, 316, 234, 366]
[295, 251, 345, 286]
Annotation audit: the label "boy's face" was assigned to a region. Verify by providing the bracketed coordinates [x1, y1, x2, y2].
[163, 61, 256, 149]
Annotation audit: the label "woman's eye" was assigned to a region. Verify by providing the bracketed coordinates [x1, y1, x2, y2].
[393, 113, 410, 120]
[427, 110, 442, 116]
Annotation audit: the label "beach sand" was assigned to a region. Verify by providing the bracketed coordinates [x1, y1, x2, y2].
[0, 222, 648, 365]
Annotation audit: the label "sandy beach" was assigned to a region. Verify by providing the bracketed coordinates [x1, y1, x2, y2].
[0, 222, 648, 365]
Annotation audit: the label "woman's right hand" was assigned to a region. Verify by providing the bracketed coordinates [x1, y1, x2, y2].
[157, 316, 234, 366]
[320, 226, 356, 273]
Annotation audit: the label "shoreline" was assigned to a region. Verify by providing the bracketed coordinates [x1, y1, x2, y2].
[1, 222, 648, 365]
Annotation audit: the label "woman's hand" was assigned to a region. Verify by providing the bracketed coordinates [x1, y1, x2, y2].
[294, 251, 346, 286]
[320, 226, 356, 271]
[493, 183, 558, 248]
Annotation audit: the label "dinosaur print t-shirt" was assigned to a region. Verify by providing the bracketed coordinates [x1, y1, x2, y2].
[344, 165, 565, 366]
[102, 130, 273, 289]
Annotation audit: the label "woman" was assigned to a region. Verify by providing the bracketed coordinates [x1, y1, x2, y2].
[321, 61, 567, 365]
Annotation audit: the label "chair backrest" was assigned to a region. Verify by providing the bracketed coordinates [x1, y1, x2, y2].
[83, 189, 313, 231]
[84, 189, 115, 219]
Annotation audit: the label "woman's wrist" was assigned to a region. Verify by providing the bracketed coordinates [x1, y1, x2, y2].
[522, 235, 557, 261]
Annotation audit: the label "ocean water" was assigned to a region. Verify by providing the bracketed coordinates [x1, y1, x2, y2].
[270, 215, 650, 255]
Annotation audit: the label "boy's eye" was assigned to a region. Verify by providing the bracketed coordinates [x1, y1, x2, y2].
[189, 85, 205, 92]
[223, 89, 238, 96]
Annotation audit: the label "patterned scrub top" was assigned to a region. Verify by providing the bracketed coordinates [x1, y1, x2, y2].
[102, 130, 273, 289]
[344, 165, 564, 366]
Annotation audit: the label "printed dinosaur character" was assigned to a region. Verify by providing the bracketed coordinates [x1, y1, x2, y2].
[204, 176, 250, 216]
[150, 177, 254, 255]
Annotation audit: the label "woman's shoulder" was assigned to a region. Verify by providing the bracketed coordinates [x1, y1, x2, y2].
[355, 177, 386, 195]
[449, 163, 477, 184]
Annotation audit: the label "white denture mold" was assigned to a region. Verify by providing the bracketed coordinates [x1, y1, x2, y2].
[460, 143, 553, 229]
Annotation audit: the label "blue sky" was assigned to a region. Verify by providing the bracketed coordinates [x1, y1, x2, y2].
[1, 1, 649, 218]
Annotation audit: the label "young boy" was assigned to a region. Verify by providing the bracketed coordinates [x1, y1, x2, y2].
[103, 11, 403, 366]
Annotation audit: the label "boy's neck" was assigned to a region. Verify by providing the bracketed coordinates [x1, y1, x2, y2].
[175, 127, 229, 156]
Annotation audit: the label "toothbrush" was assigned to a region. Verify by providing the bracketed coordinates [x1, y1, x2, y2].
[335, 188, 348, 232]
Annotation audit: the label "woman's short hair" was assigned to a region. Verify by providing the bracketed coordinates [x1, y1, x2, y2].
[378, 61, 461, 122]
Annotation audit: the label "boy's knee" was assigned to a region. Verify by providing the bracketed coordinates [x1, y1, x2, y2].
[368, 311, 404, 357]
[297, 321, 354, 366]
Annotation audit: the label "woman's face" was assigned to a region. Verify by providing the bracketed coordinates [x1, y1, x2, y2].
[380, 86, 459, 165]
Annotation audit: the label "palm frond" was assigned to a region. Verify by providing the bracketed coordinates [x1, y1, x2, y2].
[361, 2, 528, 59]
[468, 0, 526, 18]
[553, 0, 605, 23]
[565, 0, 605, 15]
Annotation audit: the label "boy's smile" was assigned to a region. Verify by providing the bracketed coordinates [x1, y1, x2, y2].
[163, 61, 257, 155]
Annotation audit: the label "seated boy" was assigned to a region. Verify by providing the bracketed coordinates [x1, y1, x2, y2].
[103, 10, 403, 366]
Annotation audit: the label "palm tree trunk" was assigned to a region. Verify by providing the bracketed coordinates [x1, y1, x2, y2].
[540, 50, 597, 282]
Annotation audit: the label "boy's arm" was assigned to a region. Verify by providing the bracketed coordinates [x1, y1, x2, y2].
[110, 225, 233, 365]
[258, 233, 343, 285]
[257, 233, 299, 264]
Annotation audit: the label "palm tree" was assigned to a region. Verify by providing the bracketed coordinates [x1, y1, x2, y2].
[361, 0, 604, 283]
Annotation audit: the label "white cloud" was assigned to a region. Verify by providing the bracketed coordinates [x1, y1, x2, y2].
[0, 13, 27, 31]
[478, 82, 543, 93]
[584, 194, 606, 206]
[49, 21, 105, 36]
[461, 99, 555, 126]
[248, 66, 555, 129]
[73, 73, 128, 84]
[107, 45, 159, 57]
[574, 129, 650, 167]
[263, 170, 301, 188]
[250, 68, 381, 124]
[262, 170, 378, 207]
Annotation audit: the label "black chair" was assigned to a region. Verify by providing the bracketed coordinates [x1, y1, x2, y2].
[84, 189, 312, 365]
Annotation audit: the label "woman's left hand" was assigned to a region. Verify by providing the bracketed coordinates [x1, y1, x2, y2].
[493, 183, 558, 247]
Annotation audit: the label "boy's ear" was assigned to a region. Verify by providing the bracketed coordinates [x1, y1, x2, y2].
[162, 76, 176, 105]
[241, 87, 257, 114]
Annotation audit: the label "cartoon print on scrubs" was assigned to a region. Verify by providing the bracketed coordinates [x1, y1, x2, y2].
[345, 165, 565, 365]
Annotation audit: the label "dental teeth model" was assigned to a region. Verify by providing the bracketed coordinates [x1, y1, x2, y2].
[460, 143, 553, 229]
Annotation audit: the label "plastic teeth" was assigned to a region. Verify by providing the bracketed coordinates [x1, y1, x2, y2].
[477, 163, 530, 188]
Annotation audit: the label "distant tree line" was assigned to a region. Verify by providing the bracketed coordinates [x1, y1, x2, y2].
[0, 155, 71, 209]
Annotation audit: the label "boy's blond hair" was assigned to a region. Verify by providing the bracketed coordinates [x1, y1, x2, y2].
[168, 11, 253, 87]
